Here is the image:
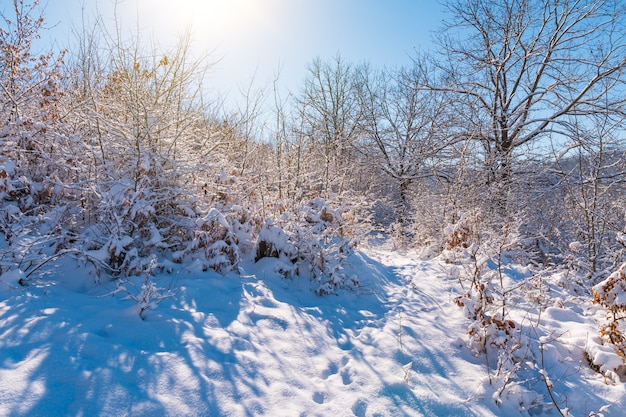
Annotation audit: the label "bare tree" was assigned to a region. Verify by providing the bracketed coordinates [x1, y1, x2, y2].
[358, 63, 454, 219]
[295, 55, 363, 197]
[0, 0, 65, 123]
[553, 110, 626, 274]
[427, 0, 626, 211]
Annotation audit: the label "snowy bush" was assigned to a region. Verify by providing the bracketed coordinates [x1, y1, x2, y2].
[450, 218, 537, 405]
[254, 218, 298, 279]
[454, 281, 522, 373]
[288, 198, 359, 295]
[85, 177, 199, 277]
[90, 181, 157, 275]
[253, 198, 359, 294]
[226, 204, 263, 257]
[181, 208, 239, 274]
[592, 263, 626, 367]
[585, 339, 626, 383]
[255, 219, 296, 263]
[444, 213, 482, 250]
[0, 198, 78, 284]
[172, 207, 260, 275]
[110, 257, 174, 319]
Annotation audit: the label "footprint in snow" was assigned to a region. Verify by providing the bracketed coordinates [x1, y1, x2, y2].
[351, 398, 368, 417]
[322, 356, 350, 381]
[337, 334, 353, 350]
[341, 367, 353, 385]
[312, 391, 325, 404]
[321, 361, 339, 379]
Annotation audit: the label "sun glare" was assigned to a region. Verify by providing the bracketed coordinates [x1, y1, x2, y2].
[120, 0, 273, 51]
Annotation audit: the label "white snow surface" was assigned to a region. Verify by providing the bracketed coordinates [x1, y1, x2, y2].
[1, 246, 625, 417]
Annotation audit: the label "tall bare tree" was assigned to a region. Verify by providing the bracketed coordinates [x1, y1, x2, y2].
[358, 64, 453, 218]
[552, 109, 626, 273]
[427, 0, 626, 209]
[295, 55, 363, 197]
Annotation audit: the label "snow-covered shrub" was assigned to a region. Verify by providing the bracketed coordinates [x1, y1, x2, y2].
[0, 195, 79, 284]
[195, 209, 239, 274]
[111, 257, 174, 319]
[209, 170, 242, 207]
[227, 204, 263, 257]
[455, 281, 522, 371]
[444, 213, 482, 250]
[451, 219, 534, 397]
[0, 124, 85, 285]
[254, 218, 297, 279]
[289, 198, 359, 295]
[173, 208, 246, 275]
[592, 263, 626, 362]
[454, 273, 540, 412]
[585, 339, 626, 383]
[255, 219, 296, 262]
[85, 175, 199, 277]
[253, 198, 359, 294]
[88, 181, 153, 275]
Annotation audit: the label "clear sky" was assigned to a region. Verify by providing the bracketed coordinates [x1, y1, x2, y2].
[37, 0, 444, 107]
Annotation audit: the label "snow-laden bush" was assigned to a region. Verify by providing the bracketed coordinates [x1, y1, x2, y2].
[88, 181, 164, 276]
[109, 256, 174, 319]
[254, 218, 298, 279]
[83, 164, 265, 279]
[255, 219, 296, 262]
[592, 263, 626, 371]
[0, 193, 79, 284]
[182, 208, 241, 274]
[585, 339, 626, 383]
[293, 199, 359, 294]
[255, 198, 359, 295]
[226, 204, 263, 257]
[454, 280, 523, 376]
[444, 213, 482, 250]
[83, 175, 201, 277]
[449, 217, 539, 406]
[171, 205, 262, 275]
[0, 123, 90, 286]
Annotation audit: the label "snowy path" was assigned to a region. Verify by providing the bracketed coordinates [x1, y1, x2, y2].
[3, 248, 618, 416]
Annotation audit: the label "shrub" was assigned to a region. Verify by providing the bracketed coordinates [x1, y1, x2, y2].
[174, 208, 240, 274]
[592, 263, 626, 358]
[288, 198, 359, 295]
[443, 213, 482, 250]
[254, 198, 359, 295]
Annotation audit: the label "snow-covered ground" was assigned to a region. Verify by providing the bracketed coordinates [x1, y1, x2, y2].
[1, 245, 625, 416]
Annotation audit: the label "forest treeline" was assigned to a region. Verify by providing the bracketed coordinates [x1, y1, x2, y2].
[2, 0, 626, 291]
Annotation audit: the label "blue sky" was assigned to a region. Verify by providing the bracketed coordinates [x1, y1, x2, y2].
[38, 0, 444, 105]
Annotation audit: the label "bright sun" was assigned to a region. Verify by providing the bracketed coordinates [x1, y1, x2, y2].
[121, 0, 273, 51]
[111, 0, 302, 95]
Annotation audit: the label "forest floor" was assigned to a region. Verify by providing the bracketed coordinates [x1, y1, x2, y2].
[1, 240, 625, 416]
